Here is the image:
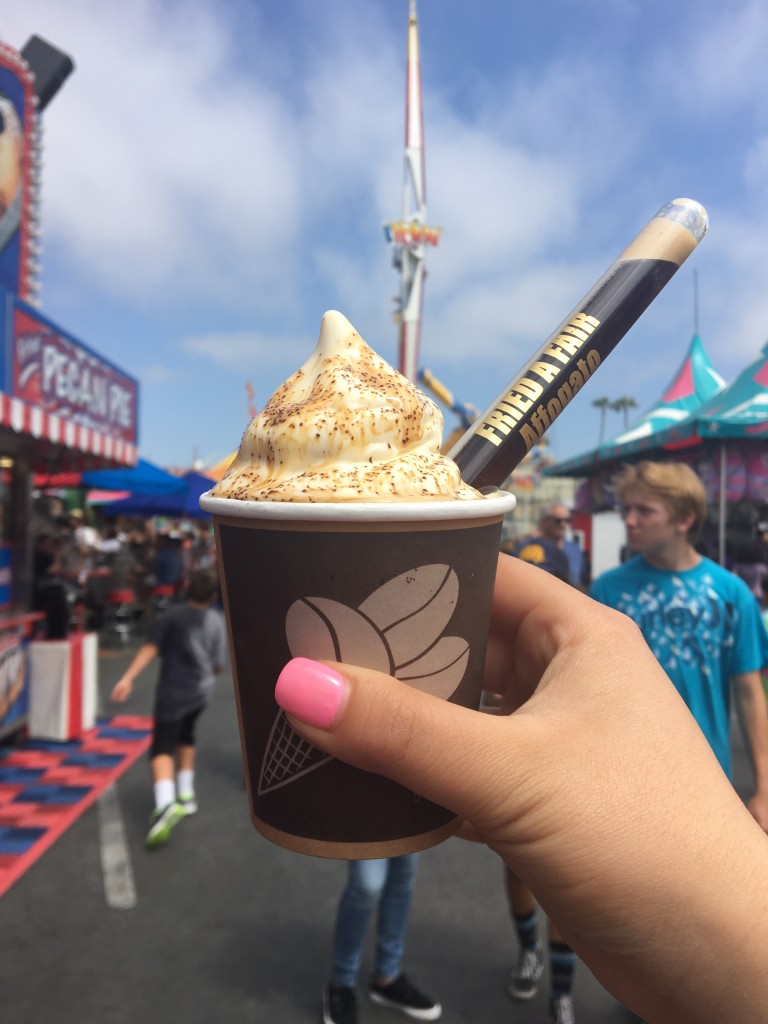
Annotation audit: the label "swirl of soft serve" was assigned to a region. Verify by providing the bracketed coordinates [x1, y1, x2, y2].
[212, 310, 480, 502]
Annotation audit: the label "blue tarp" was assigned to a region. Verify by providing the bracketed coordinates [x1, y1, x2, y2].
[82, 458, 185, 496]
[99, 471, 213, 520]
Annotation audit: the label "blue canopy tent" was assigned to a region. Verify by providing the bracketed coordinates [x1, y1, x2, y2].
[99, 472, 214, 520]
[82, 458, 186, 496]
[547, 341, 768, 563]
[625, 341, 768, 562]
[548, 334, 725, 477]
[549, 341, 768, 469]
[667, 340, 768, 443]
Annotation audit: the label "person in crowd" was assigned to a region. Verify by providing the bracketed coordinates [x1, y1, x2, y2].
[124, 520, 154, 572]
[590, 461, 768, 827]
[760, 574, 768, 696]
[104, 527, 140, 604]
[55, 514, 86, 583]
[274, 555, 768, 1024]
[55, 513, 93, 629]
[110, 568, 227, 848]
[189, 522, 216, 573]
[504, 867, 576, 1023]
[732, 536, 768, 602]
[152, 530, 185, 593]
[506, 501, 581, 1022]
[94, 523, 124, 558]
[511, 503, 574, 585]
[70, 508, 98, 563]
[322, 858, 441, 1024]
[32, 531, 69, 638]
[124, 520, 157, 622]
[562, 534, 588, 590]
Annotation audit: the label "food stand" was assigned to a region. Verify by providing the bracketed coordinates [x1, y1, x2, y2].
[0, 36, 139, 741]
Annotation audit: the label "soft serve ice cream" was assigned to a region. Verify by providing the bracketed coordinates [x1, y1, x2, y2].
[203, 309, 515, 858]
[211, 310, 479, 502]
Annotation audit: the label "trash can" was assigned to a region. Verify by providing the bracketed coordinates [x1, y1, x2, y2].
[28, 632, 98, 741]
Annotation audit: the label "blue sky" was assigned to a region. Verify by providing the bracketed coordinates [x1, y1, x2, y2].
[3, 0, 768, 471]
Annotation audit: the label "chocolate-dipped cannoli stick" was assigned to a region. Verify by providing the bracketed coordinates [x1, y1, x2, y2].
[448, 198, 708, 489]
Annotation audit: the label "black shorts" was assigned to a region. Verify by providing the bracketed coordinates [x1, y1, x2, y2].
[150, 707, 204, 758]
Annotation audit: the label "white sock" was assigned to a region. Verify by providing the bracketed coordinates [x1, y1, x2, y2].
[177, 769, 195, 799]
[154, 778, 176, 810]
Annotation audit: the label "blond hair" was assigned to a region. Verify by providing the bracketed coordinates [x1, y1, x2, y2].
[615, 461, 708, 543]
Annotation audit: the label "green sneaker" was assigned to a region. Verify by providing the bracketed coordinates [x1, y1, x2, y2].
[178, 794, 198, 815]
[146, 802, 185, 848]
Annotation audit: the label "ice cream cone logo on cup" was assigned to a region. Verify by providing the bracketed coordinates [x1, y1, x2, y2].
[259, 564, 468, 795]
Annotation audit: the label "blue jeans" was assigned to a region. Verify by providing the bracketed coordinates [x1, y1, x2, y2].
[331, 854, 418, 987]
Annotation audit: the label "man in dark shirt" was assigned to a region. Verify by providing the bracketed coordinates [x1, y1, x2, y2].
[512, 503, 572, 583]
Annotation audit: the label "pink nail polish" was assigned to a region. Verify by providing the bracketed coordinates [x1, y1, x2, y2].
[275, 658, 348, 730]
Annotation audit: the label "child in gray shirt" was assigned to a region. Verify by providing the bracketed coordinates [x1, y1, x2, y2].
[112, 568, 227, 848]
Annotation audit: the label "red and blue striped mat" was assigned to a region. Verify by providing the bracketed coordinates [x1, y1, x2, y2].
[0, 716, 152, 898]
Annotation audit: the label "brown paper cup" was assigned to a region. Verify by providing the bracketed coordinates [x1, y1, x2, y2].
[200, 491, 515, 859]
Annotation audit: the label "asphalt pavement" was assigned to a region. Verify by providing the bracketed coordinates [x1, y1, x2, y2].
[0, 630, 756, 1024]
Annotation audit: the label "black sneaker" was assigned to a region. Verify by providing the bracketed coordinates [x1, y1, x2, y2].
[549, 994, 576, 1024]
[507, 942, 544, 1000]
[368, 975, 442, 1021]
[323, 983, 357, 1024]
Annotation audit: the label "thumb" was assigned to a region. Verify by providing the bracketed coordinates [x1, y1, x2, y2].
[274, 656, 536, 832]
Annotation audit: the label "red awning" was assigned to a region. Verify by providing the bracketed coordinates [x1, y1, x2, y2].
[0, 393, 137, 468]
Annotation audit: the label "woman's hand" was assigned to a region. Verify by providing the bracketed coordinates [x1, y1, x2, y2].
[275, 554, 768, 1023]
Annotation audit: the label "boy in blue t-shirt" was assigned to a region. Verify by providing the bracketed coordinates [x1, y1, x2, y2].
[591, 462, 768, 829]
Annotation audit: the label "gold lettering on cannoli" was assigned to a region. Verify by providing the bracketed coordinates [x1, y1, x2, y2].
[517, 348, 602, 450]
[475, 314, 601, 446]
[528, 360, 561, 384]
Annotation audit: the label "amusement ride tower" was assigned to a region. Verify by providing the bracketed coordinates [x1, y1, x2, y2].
[384, 0, 441, 383]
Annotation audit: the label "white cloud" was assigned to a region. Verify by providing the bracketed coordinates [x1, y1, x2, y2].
[426, 127, 581, 293]
[141, 363, 186, 386]
[744, 136, 768, 194]
[300, 36, 401, 205]
[179, 328, 309, 368]
[417, 255, 610, 393]
[657, 0, 768, 109]
[6, 1, 303, 310]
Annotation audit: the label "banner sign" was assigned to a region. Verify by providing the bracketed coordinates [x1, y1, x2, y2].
[9, 299, 139, 445]
[0, 618, 30, 741]
[383, 221, 442, 248]
[0, 43, 37, 302]
[0, 543, 10, 610]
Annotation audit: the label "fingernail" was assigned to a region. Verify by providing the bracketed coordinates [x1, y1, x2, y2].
[275, 658, 349, 730]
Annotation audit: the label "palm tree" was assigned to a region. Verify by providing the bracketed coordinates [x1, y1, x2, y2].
[592, 396, 612, 443]
[611, 396, 639, 430]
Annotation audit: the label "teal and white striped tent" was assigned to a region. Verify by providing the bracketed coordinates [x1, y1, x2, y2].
[547, 333, 725, 476]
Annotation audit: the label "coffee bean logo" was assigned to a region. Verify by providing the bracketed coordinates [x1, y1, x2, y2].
[258, 564, 469, 795]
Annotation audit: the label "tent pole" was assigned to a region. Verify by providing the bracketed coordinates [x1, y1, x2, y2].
[718, 442, 726, 566]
